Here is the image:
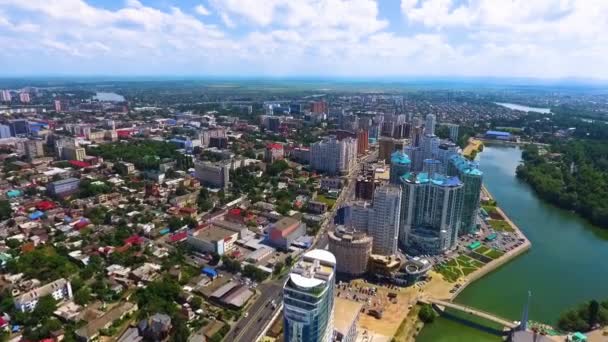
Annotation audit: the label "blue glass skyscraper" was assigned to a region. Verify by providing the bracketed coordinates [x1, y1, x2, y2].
[283, 249, 336, 342]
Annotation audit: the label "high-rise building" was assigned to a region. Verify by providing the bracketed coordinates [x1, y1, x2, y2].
[399, 173, 464, 255]
[267, 117, 281, 132]
[378, 137, 396, 163]
[389, 151, 411, 185]
[62, 146, 86, 161]
[350, 201, 372, 232]
[405, 146, 423, 171]
[425, 114, 436, 137]
[422, 159, 442, 175]
[446, 123, 459, 142]
[328, 226, 372, 277]
[199, 128, 226, 147]
[54, 99, 70, 112]
[0, 90, 11, 102]
[310, 137, 357, 176]
[23, 140, 44, 159]
[436, 142, 459, 174]
[194, 161, 230, 189]
[8, 119, 29, 136]
[19, 92, 31, 103]
[356, 129, 369, 155]
[355, 175, 375, 201]
[311, 100, 328, 114]
[448, 155, 483, 235]
[0, 124, 11, 139]
[369, 185, 402, 256]
[421, 134, 440, 161]
[283, 249, 336, 342]
[289, 103, 302, 115]
[411, 126, 423, 147]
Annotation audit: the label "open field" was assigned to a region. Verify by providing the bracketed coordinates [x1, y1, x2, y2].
[435, 254, 487, 282]
[315, 194, 336, 209]
[463, 138, 483, 157]
[488, 219, 514, 232]
[342, 279, 418, 341]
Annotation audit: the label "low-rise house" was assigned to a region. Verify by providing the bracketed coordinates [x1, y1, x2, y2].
[15, 278, 73, 312]
[187, 226, 238, 256]
[131, 263, 161, 283]
[267, 216, 306, 250]
[75, 302, 138, 341]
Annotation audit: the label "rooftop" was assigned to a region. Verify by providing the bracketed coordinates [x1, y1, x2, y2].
[51, 177, 80, 185]
[401, 172, 463, 187]
[333, 298, 363, 336]
[390, 150, 411, 165]
[192, 226, 236, 242]
[272, 216, 300, 231]
[15, 278, 70, 305]
[289, 249, 336, 289]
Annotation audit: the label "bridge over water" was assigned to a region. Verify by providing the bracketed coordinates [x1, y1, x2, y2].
[419, 297, 519, 330]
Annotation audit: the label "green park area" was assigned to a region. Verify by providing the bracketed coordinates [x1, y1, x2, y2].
[435, 254, 486, 283]
[315, 194, 336, 209]
[471, 244, 505, 261]
[436, 243, 507, 282]
[488, 219, 514, 232]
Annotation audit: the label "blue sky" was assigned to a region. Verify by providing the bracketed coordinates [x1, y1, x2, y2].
[0, 0, 606, 79]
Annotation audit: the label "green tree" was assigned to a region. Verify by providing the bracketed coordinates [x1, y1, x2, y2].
[418, 304, 437, 324]
[32, 296, 58, 324]
[273, 261, 284, 275]
[0, 200, 12, 220]
[190, 296, 203, 310]
[74, 286, 92, 305]
[589, 300, 600, 326]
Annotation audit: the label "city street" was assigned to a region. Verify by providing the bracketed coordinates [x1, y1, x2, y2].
[228, 150, 378, 342]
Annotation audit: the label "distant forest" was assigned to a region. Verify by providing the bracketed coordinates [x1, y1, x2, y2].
[517, 141, 608, 228]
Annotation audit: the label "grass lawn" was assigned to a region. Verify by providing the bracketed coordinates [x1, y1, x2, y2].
[482, 205, 498, 215]
[315, 194, 336, 209]
[485, 249, 505, 259]
[437, 254, 486, 282]
[461, 267, 477, 276]
[471, 259, 486, 268]
[435, 265, 460, 283]
[488, 219, 514, 232]
[475, 245, 490, 255]
[445, 259, 458, 267]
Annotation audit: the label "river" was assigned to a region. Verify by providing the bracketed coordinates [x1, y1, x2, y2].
[495, 102, 551, 114]
[417, 145, 608, 342]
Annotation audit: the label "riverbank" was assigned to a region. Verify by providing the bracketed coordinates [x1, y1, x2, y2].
[418, 145, 608, 341]
[463, 138, 484, 158]
[449, 206, 531, 300]
[405, 153, 533, 341]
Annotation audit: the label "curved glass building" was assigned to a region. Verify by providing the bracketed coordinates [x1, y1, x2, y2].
[389, 151, 411, 185]
[399, 172, 464, 255]
[283, 249, 336, 342]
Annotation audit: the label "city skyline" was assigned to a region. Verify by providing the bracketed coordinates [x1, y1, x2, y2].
[1, 0, 608, 79]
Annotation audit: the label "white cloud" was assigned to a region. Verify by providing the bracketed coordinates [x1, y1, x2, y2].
[0, 0, 606, 78]
[194, 4, 211, 16]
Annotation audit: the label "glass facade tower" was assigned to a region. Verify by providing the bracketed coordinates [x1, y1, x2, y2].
[283, 249, 336, 342]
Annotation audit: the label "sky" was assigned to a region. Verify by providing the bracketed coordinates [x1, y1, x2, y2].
[0, 0, 607, 79]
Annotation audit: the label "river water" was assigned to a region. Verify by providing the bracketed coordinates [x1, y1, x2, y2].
[417, 145, 608, 341]
[495, 102, 551, 114]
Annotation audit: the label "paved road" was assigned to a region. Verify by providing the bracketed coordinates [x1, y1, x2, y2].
[229, 151, 378, 342]
[228, 278, 285, 342]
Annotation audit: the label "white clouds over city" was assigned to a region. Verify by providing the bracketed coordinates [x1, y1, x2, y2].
[0, 0, 606, 78]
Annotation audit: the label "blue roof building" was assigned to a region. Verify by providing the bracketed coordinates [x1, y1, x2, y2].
[202, 267, 218, 278]
[400, 172, 465, 255]
[29, 211, 44, 220]
[390, 151, 411, 185]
